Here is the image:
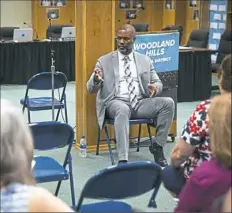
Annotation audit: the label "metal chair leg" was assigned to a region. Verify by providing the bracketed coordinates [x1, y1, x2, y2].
[64, 98, 68, 123]
[104, 125, 115, 165]
[148, 178, 162, 208]
[137, 124, 142, 152]
[96, 125, 101, 155]
[68, 154, 76, 207]
[55, 108, 60, 121]
[55, 180, 62, 197]
[147, 124, 152, 146]
[27, 108, 31, 123]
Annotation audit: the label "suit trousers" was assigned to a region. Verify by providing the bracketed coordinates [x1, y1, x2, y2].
[105, 97, 175, 161]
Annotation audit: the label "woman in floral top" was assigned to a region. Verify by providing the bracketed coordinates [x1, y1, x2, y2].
[161, 54, 231, 196]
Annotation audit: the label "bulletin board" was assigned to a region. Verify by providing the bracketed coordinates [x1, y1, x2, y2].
[208, 0, 228, 63]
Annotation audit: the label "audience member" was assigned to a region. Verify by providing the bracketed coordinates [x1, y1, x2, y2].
[175, 93, 231, 212]
[222, 188, 231, 213]
[0, 99, 73, 212]
[87, 24, 174, 166]
[161, 54, 232, 195]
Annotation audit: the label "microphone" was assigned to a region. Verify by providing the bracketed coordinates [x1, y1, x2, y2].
[23, 22, 40, 41]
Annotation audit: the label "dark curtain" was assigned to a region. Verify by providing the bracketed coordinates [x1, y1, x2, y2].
[193, 51, 212, 101]
[0, 41, 75, 85]
[178, 51, 195, 102]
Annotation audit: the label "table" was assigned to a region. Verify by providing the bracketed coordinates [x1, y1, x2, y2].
[0, 41, 75, 85]
[178, 48, 212, 102]
[0, 41, 211, 102]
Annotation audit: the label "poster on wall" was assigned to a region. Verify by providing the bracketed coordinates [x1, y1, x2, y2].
[208, 0, 227, 63]
[119, 0, 130, 9]
[46, 8, 60, 20]
[165, 0, 173, 10]
[132, 0, 144, 9]
[126, 10, 137, 19]
[189, 0, 197, 7]
[40, 0, 67, 7]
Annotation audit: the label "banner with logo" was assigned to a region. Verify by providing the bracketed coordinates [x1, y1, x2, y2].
[134, 32, 179, 133]
[134, 32, 179, 72]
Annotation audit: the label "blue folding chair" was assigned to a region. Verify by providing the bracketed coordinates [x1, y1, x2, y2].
[20, 72, 68, 123]
[30, 121, 76, 206]
[97, 118, 154, 165]
[75, 161, 162, 212]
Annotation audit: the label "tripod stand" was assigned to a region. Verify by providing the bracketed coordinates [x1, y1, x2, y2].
[49, 18, 56, 121]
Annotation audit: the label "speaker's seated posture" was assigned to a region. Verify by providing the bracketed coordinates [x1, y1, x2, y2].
[46, 24, 73, 40]
[0, 27, 19, 41]
[132, 23, 149, 32]
[186, 29, 209, 48]
[87, 24, 175, 167]
[212, 30, 232, 73]
[162, 25, 183, 44]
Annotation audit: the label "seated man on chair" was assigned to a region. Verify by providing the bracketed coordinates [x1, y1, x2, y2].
[87, 24, 174, 166]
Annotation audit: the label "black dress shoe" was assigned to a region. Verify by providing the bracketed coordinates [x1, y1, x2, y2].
[149, 143, 168, 168]
[118, 160, 128, 164]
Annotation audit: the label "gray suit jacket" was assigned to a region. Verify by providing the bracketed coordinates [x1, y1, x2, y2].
[87, 50, 163, 129]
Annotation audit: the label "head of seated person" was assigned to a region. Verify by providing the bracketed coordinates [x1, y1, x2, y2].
[209, 93, 231, 170]
[0, 99, 35, 188]
[217, 54, 232, 94]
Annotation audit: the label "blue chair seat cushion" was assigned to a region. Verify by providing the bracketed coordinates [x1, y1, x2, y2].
[80, 201, 133, 212]
[33, 156, 69, 183]
[20, 97, 64, 111]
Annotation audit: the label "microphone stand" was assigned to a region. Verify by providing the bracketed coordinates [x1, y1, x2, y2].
[23, 22, 39, 41]
[49, 18, 56, 121]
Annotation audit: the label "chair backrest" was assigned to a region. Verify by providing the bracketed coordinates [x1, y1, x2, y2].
[0, 27, 19, 41]
[186, 29, 209, 48]
[27, 72, 67, 90]
[76, 161, 162, 210]
[216, 30, 232, 64]
[46, 24, 73, 39]
[162, 25, 183, 44]
[133, 23, 149, 32]
[29, 121, 74, 151]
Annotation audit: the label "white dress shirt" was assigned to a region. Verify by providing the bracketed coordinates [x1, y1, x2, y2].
[115, 51, 142, 100]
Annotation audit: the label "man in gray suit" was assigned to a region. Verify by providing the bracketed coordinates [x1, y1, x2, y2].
[87, 24, 174, 167]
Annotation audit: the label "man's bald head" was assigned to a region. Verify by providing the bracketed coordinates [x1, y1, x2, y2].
[117, 24, 136, 39]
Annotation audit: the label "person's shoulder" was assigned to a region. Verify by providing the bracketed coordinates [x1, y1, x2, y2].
[134, 51, 151, 63]
[134, 51, 150, 59]
[190, 99, 211, 122]
[194, 99, 211, 112]
[191, 159, 229, 182]
[28, 185, 50, 200]
[98, 51, 116, 61]
[28, 186, 73, 212]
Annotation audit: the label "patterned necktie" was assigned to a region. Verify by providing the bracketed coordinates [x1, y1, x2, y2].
[123, 56, 138, 109]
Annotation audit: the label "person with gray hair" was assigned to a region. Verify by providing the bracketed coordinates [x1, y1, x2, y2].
[0, 99, 73, 212]
[87, 24, 175, 166]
